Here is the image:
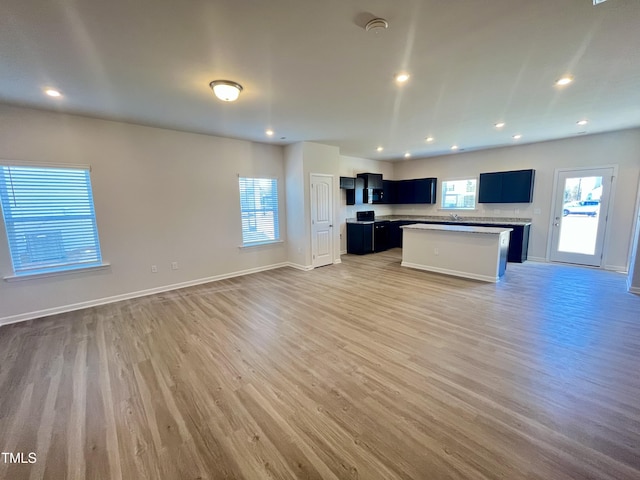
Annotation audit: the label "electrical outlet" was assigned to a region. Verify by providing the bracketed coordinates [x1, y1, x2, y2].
[171, 262, 178, 270]
[151, 265, 158, 273]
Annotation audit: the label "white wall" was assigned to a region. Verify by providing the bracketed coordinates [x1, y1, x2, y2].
[0, 105, 287, 323]
[284, 141, 341, 267]
[284, 143, 306, 268]
[301, 143, 340, 264]
[393, 129, 640, 270]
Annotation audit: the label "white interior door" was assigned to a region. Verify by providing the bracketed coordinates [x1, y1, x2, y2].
[311, 174, 334, 268]
[549, 167, 614, 267]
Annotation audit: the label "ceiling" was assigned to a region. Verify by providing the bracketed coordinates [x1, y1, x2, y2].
[2, 0, 640, 161]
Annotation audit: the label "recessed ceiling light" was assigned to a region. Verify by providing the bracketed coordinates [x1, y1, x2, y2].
[45, 88, 62, 97]
[494, 122, 505, 129]
[425, 136, 434, 143]
[404, 152, 411, 158]
[376, 146, 384, 152]
[395, 73, 410, 83]
[451, 145, 459, 151]
[577, 119, 588, 126]
[265, 129, 274, 136]
[555, 76, 574, 86]
[513, 134, 522, 140]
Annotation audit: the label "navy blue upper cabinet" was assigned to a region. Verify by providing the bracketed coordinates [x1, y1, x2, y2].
[395, 178, 436, 204]
[478, 169, 535, 203]
[357, 173, 383, 189]
[340, 176, 355, 189]
[344, 175, 437, 205]
[395, 179, 415, 204]
[346, 177, 364, 205]
[413, 178, 437, 204]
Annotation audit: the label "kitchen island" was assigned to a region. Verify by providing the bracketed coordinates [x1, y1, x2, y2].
[401, 223, 512, 282]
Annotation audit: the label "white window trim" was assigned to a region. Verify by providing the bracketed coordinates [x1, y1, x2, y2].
[0, 163, 104, 276]
[238, 239, 284, 249]
[440, 177, 479, 211]
[3, 262, 111, 282]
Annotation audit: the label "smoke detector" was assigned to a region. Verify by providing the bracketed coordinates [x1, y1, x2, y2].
[365, 18, 389, 32]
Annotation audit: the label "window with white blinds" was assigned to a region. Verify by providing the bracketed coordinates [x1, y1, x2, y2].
[238, 177, 280, 246]
[0, 165, 103, 276]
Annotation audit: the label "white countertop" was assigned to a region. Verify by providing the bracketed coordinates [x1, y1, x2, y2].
[401, 223, 513, 235]
[376, 216, 532, 226]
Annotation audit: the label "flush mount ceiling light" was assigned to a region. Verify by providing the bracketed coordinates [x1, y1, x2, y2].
[555, 76, 574, 86]
[265, 129, 274, 136]
[395, 73, 410, 83]
[451, 145, 459, 151]
[365, 18, 389, 33]
[494, 122, 506, 128]
[577, 119, 589, 126]
[376, 146, 384, 152]
[45, 88, 62, 97]
[209, 80, 243, 102]
[404, 152, 411, 158]
[425, 136, 434, 143]
[513, 134, 523, 140]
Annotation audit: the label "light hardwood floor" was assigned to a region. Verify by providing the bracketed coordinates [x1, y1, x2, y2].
[1, 249, 639, 479]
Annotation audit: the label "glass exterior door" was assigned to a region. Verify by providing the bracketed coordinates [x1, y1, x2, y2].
[549, 168, 613, 266]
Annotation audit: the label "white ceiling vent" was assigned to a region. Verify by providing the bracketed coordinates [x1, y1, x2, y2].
[365, 18, 388, 32]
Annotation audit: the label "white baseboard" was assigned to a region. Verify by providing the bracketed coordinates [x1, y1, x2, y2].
[628, 277, 640, 295]
[340, 249, 347, 255]
[285, 262, 314, 271]
[0, 262, 291, 327]
[604, 264, 627, 273]
[401, 261, 499, 283]
[333, 258, 342, 264]
[526, 256, 547, 263]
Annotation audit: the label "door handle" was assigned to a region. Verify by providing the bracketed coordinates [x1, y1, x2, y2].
[554, 222, 559, 226]
[329, 224, 333, 227]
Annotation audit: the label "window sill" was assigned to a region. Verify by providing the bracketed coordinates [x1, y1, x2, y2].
[238, 240, 284, 249]
[3, 262, 111, 282]
[438, 208, 478, 212]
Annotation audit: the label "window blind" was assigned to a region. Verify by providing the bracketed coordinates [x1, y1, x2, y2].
[0, 165, 103, 275]
[238, 177, 280, 245]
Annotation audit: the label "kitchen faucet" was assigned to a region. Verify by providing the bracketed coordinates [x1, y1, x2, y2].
[449, 213, 462, 221]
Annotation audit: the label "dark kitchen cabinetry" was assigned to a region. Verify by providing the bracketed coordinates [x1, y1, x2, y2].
[346, 222, 373, 254]
[395, 180, 414, 204]
[357, 173, 383, 189]
[394, 178, 437, 204]
[340, 176, 355, 189]
[377, 180, 396, 204]
[388, 220, 414, 248]
[412, 178, 437, 204]
[481, 223, 530, 263]
[478, 169, 535, 203]
[346, 177, 364, 205]
[374, 221, 390, 252]
[343, 174, 437, 205]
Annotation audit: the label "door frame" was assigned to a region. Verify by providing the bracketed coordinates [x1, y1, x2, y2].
[546, 165, 618, 268]
[310, 173, 335, 268]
